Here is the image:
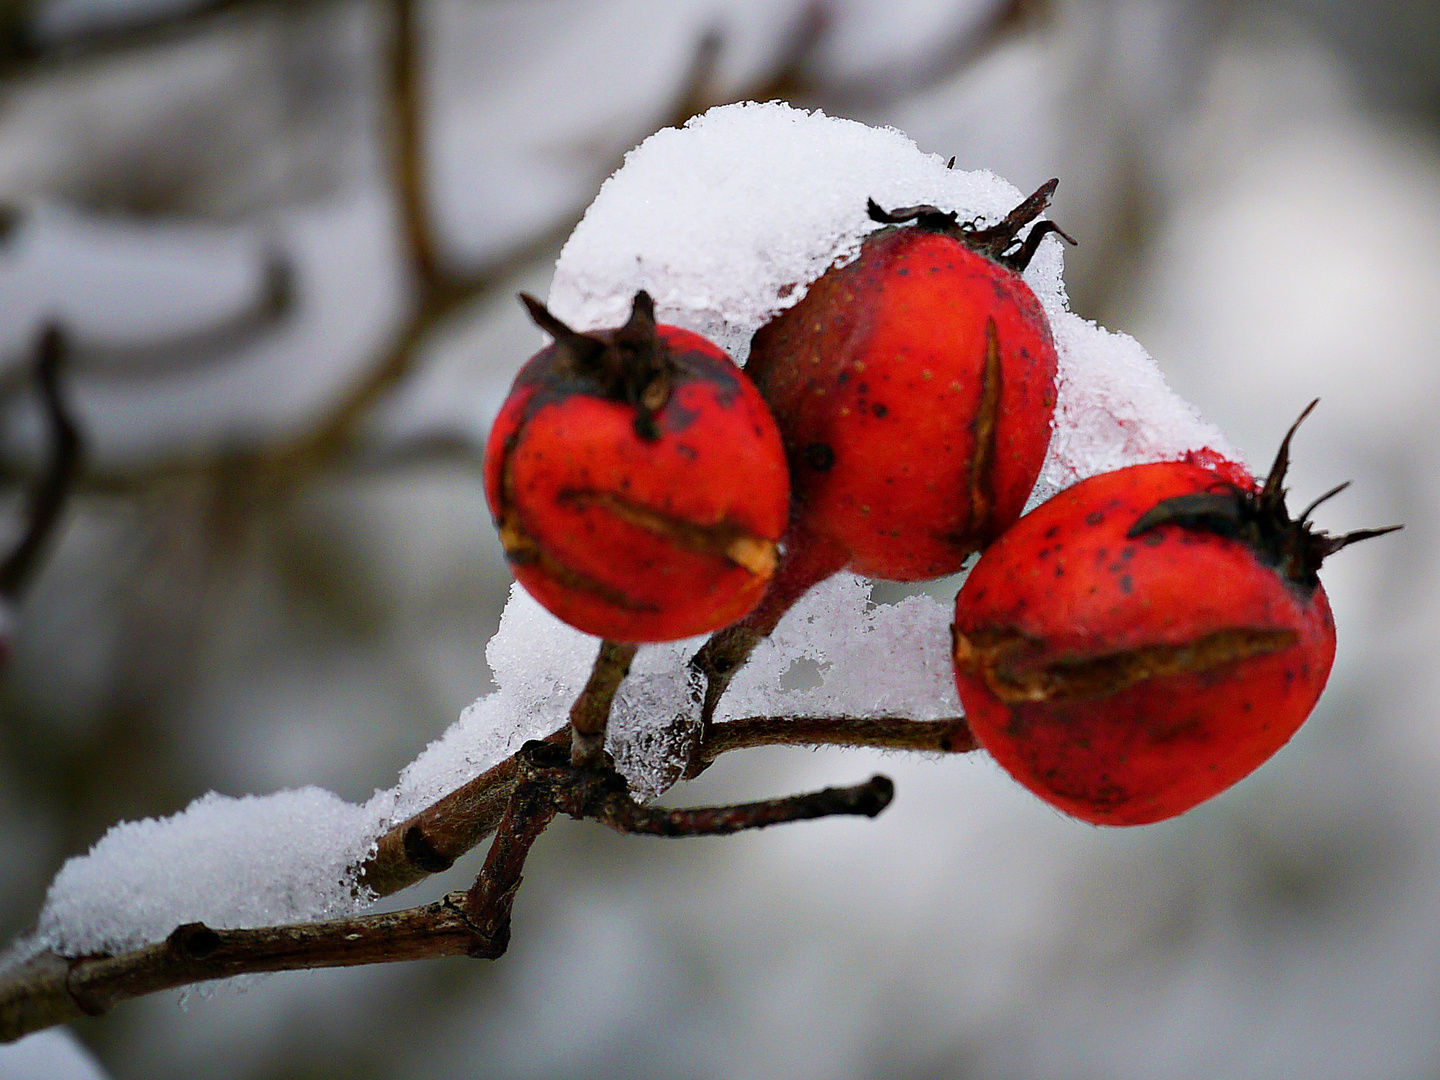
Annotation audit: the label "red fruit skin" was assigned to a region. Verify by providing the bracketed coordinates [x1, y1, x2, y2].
[951, 461, 1336, 826]
[485, 324, 790, 643]
[747, 226, 1058, 582]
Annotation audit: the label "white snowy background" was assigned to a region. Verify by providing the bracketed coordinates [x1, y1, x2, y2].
[1, 0, 1437, 1078]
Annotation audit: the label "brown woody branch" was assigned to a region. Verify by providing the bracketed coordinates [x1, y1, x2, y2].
[692, 714, 976, 770]
[0, 611, 973, 1039]
[2, 740, 895, 1041]
[0, 892, 490, 1042]
[0, 255, 293, 400]
[289, 7, 734, 470]
[361, 712, 973, 899]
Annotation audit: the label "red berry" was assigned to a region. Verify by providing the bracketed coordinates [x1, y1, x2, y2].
[484, 292, 790, 643]
[746, 182, 1068, 586]
[951, 403, 1399, 826]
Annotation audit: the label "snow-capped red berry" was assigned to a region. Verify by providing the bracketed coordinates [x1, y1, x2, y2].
[746, 181, 1066, 586]
[484, 292, 790, 643]
[951, 403, 1399, 826]
[688, 184, 1071, 723]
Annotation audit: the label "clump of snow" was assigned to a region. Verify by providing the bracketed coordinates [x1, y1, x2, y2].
[722, 574, 959, 722]
[604, 668, 699, 806]
[551, 100, 1240, 482]
[605, 651, 705, 803]
[36, 788, 379, 956]
[394, 589, 713, 807]
[386, 584, 598, 820]
[550, 101, 1035, 362]
[1035, 314, 1239, 495]
[30, 101, 1244, 959]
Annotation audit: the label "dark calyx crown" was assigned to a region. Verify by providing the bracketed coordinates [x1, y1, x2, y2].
[1127, 400, 1402, 594]
[519, 290, 676, 440]
[866, 178, 1077, 273]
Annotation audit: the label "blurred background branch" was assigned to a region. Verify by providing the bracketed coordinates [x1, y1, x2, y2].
[0, 0, 1436, 1077]
[0, 326, 81, 602]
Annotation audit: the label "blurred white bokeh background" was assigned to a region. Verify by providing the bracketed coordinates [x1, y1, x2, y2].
[1, 1, 1437, 1077]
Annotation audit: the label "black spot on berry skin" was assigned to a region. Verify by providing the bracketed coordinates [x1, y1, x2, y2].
[675, 443, 698, 461]
[857, 383, 869, 395]
[1120, 574, 1133, 594]
[802, 442, 836, 472]
[1085, 511, 1104, 526]
[1055, 566, 1065, 577]
[872, 403, 888, 418]
[1044, 525, 1061, 539]
[837, 371, 850, 385]
[661, 399, 700, 433]
[1142, 532, 1165, 547]
[896, 267, 909, 276]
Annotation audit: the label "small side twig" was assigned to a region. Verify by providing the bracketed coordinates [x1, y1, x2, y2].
[0, 326, 82, 602]
[460, 740, 894, 957]
[690, 715, 976, 775]
[359, 711, 977, 899]
[569, 639, 638, 768]
[462, 754, 561, 958]
[587, 771, 893, 837]
[359, 726, 568, 897]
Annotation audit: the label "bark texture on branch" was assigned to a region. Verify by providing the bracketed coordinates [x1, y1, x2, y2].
[1, 893, 489, 1041]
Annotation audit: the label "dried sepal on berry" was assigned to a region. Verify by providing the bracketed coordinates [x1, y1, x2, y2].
[865, 177, 1077, 273]
[1128, 400, 1401, 592]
